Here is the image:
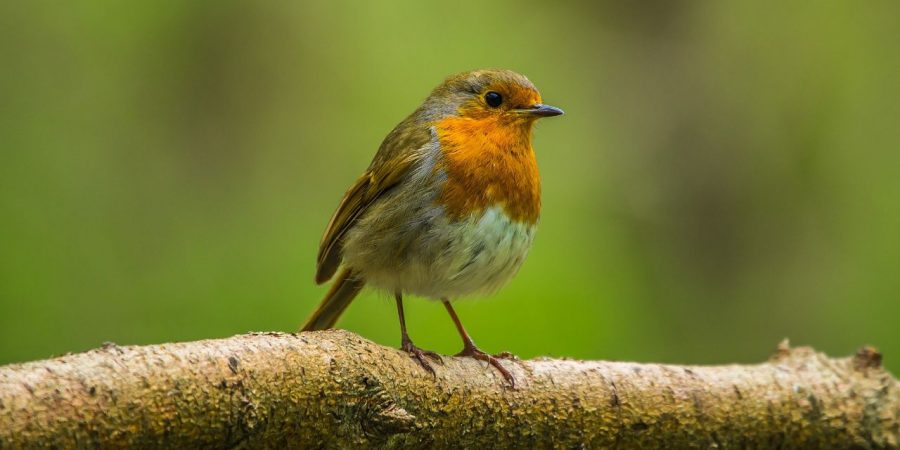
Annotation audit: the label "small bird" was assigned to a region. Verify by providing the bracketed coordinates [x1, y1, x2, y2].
[301, 69, 563, 386]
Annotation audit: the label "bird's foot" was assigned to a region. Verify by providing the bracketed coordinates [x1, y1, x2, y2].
[401, 338, 442, 377]
[456, 344, 517, 388]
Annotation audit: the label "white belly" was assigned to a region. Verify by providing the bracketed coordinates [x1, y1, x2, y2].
[345, 205, 537, 300]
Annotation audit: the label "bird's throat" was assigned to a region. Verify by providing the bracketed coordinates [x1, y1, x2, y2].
[434, 116, 541, 224]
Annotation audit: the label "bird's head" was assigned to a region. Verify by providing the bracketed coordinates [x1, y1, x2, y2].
[420, 69, 563, 127]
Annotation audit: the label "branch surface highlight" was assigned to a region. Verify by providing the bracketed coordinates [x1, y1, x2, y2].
[0, 330, 897, 449]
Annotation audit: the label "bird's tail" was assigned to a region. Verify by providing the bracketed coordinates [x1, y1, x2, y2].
[300, 268, 365, 331]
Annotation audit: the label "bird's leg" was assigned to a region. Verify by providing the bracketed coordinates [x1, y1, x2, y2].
[396, 293, 441, 376]
[442, 300, 516, 387]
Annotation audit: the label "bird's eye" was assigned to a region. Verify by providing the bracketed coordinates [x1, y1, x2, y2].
[484, 91, 503, 108]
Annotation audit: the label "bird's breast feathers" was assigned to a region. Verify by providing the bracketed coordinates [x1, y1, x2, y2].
[434, 116, 541, 225]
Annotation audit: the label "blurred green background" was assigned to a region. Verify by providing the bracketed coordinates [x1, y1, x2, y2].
[1, 2, 898, 373]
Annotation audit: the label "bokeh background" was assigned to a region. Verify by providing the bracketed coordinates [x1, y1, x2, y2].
[1, 2, 898, 373]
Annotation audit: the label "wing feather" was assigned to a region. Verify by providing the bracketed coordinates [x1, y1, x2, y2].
[315, 123, 431, 284]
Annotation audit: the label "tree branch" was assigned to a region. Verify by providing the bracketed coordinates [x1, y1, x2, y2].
[0, 330, 897, 449]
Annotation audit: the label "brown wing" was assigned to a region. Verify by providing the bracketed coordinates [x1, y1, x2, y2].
[315, 121, 431, 284]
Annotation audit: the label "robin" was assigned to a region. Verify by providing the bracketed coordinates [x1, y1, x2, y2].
[301, 69, 563, 387]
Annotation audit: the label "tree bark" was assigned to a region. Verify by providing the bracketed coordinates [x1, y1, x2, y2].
[0, 330, 896, 449]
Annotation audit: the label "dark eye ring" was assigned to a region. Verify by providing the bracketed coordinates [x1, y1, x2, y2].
[484, 91, 503, 108]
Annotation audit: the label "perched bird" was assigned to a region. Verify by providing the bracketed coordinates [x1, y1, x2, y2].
[301, 69, 563, 386]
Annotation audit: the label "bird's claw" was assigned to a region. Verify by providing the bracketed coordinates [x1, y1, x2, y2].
[456, 345, 517, 388]
[401, 340, 442, 377]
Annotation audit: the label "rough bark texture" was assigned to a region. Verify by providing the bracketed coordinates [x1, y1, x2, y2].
[0, 330, 897, 449]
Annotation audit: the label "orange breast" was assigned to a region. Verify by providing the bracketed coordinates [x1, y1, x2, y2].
[435, 116, 541, 224]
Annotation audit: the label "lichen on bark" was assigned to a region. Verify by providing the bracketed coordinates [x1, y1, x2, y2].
[0, 330, 897, 449]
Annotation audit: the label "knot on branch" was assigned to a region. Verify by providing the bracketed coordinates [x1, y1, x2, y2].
[854, 346, 883, 370]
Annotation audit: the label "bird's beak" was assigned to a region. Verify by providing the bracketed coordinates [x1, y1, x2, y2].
[514, 103, 565, 118]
